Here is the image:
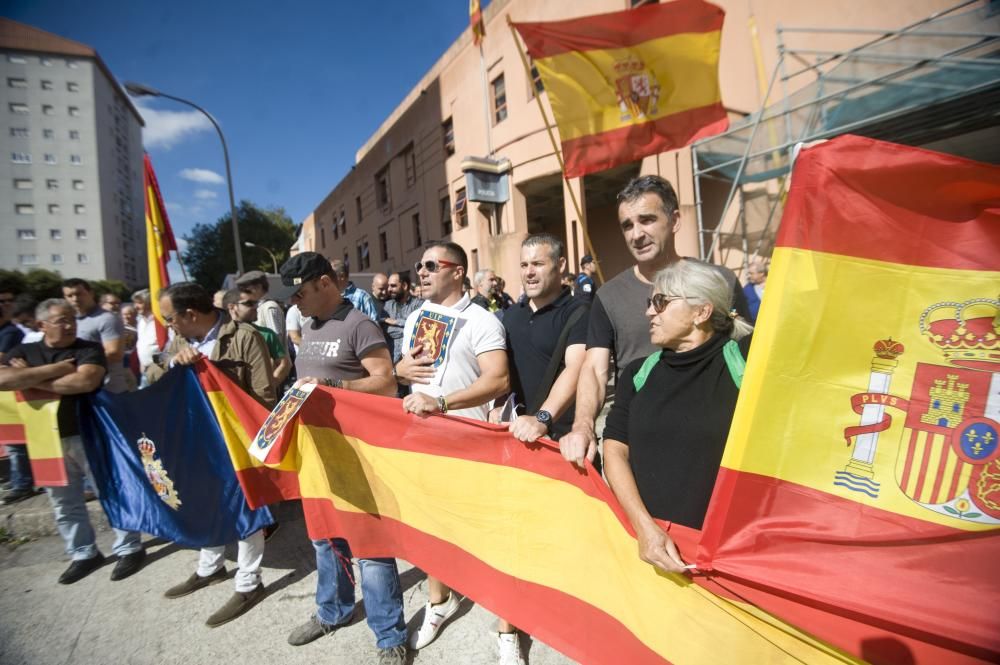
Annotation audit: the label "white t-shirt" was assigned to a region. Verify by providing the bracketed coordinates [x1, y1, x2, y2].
[402, 294, 506, 421]
[285, 304, 311, 353]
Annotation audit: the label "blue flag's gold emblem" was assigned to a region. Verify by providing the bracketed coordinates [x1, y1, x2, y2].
[137, 433, 181, 510]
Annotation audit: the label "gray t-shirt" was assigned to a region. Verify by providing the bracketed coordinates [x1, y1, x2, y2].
[76, 306, 130, 393]
[294, 301, 387, 381]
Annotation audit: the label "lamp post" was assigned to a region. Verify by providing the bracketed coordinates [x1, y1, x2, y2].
[124, 82, 244, 275]
[245, 241, 278, 275]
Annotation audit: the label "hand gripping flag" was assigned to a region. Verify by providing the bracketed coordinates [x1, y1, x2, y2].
[78, 366, 272, 548]
[697, 135, 1000, 665]
[513, 0, 728, 178]
[143, 153, 177, 349]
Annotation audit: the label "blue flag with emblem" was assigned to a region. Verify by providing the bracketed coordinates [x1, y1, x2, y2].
[78, 366, 272, 547]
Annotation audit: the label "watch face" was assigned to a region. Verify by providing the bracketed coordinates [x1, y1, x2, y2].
[535, 410, 552, 425]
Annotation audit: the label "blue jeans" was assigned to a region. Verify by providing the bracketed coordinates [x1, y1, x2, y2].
[7, 443, 33, 491]
[46, 435, 142, 561]
[313, 538, 406, 648]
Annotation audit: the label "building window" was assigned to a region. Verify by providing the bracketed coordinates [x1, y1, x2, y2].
[40, 57, 53, 66]
[320, 226, 326, 249]
[529, 61, 545, 96]
[403, 145, 416, 187]
[42, 104, 55, 115]
[72, 179, 84, 190]
[355, 196, 362, 223]
[67, 61, 79, 69]
[442, 117, 455, 157]
[69, 130, 79, 140]
[48, 204, 60, 214]
[68, 106, 80, 117]
[455, 188, 468, 228]
[374, 167, 391, 209]
[17, 228, 36, 238]
[7, 55, 27, 64]
[15, 205, 35, 216]
[77, 253, 89, 264]
[412, 212, 422, 247]
[74, 204, 86, 215]
[41, 80, 53, 90]
[9, 103, 29, 114]
[67, 82, 79, 92]
[10, 127, 29, 138]
[46, 179, 58, 190]
[339, 211, 346, 236]
[11, 152, 31, 164]
[440, 195, 452, 236]
[51, 229, 62, 240]
[70, 155, 81, 165]
[361, 240, 370, 270]
[13, 178, 33, 190]
[51, 253, 63, 264]
[491, 74, 508, 124]
[76, 228, 87, 239]
[18, 255, 38, 266]
[343, 251, 349, 269]
[379, 231, 389, 261]
[44, 153, 56, 164]
[356, 244, 363, 271]
[43, 129, 54, 139]
[7, 77, 27, 88]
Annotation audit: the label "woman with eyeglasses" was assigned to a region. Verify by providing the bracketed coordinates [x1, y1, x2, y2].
[603, 259, 753, 574]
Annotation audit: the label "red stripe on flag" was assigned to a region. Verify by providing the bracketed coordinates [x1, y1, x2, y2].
[929, 438, 950, 504]
[947, 460, 965, 502]
[912, 435, 935, 502]
[234, 466, 300, 509]
[775, 136, 1000, 271]
[30, 456, 68, 487]
[899, 428, 919, 492]
[561, 106, 728, 179]
[302, 499, 670, 665]
[0, 424, 25, 444]
[515, 0, 724, 58]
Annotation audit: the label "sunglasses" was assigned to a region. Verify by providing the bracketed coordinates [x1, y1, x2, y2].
[414, 259, 460, 273]
[238, 299, 258, 307]
[646, 294, 688, 314]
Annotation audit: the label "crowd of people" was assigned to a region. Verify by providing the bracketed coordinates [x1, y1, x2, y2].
[0, 174, 765, 665]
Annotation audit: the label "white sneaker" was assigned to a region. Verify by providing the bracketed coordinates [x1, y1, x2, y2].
[409, 592, 461, 649]
[497, 632, 525, 665]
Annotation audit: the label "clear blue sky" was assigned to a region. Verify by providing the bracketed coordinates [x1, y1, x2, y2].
[4, 1, 482, 276]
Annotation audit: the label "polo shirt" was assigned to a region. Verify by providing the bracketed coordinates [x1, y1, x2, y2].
[402, 294, 506, 421]
[503, 288, 588, 438]
[294, 300, 387, 381]
[76, 305, 129, 393]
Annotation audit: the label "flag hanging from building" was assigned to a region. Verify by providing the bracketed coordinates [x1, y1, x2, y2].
[513, 0, 728, 178]
[470, 0, 485, 46]
[697, 135, 1000, 664]
[143, 153, 177, 348]
[78, 366, 272, 548]
[0, 388, 66, 486]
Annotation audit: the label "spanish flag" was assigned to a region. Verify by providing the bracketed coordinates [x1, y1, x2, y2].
[513, 0, 728, 178]
[470, 0, 485, 47]
[0, 389, 66, 486]
[698, 136, 1000, 664]
[201, 363, 858, 664]
[143, 153, 176, 348]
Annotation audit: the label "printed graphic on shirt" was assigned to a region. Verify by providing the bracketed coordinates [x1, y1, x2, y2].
[409, 309, 456, 368]
[297, 339, 342, 360]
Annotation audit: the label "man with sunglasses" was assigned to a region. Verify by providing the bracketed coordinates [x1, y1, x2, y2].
[272, 253, 407, 664]
[222, 289, 292, 387]
[396, 242, 509, 657]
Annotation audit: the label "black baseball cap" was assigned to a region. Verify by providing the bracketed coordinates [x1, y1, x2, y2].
[580, 254, 595, 267]
[271, 252, 333, 301]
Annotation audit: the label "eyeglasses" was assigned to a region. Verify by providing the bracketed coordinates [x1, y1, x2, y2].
[414, 259, 460, 273]
[162, 309, 186, 324]
[0, 298, 14, 304]
[646, 294, 688, 314]
[238, 300, 258, 307]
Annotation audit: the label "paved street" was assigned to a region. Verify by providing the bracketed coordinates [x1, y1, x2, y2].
[0, 498, 577, 665]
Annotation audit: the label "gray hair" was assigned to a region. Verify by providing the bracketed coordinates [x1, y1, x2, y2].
[330, 259, 349, 280]
[131, 288, 151, 304]
[522, 233, 565, 263]
[654, 260, 753, 340]
[36, 298, 73, 322]
[472, 269, 494, 288]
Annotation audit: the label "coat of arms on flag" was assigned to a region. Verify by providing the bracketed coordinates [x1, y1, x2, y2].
[409, 310, 456, 368]
[137, 433, 181, 510]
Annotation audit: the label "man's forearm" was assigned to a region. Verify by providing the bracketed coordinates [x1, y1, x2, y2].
[572, 365, 606, 432]
[0, 365, 66, 391]
[343, 374, 396, 397]
[446, 374, 509, 411]
[37, 371, 103, 395]
[539, 368, 579, 421]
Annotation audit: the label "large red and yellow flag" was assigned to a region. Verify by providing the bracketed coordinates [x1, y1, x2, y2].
[698, 135, 1000, 664]
[143, 153, 177, 348]
[0, 389, 66, 486]
[513, 0, 728, 178]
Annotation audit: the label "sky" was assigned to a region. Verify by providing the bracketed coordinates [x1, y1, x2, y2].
[4, 1, 482, 279]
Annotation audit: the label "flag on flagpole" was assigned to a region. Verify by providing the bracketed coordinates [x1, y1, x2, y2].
[470, 0, 485, 46]
[513, 0, 728, 178]
[0, 388, 66, 486]
[698, 135, 1000, 664]
[143, 153, 177, 349]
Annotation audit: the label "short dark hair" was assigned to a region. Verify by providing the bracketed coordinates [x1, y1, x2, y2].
[163, 282, 215, 314]
[11, 294, 36, 318]
[424, 241, 468, 273]
[391, 273, 412, 288]
[617, 175, 679, 216]
[61, 277, 92, 292]
[221, 288, 243, 308]
[522, 233, 565, 263]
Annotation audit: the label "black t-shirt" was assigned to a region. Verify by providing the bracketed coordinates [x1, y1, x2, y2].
[502, 288, 589, 439]
[603, 333, 751, 529]
[5, 339, 107, 437]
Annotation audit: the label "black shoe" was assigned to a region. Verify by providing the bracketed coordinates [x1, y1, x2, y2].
[110, 549, 146, 581]
[287, 613, 351, 646]
[58, 553, 105, 584]
[2, 487, 36, 505]
[164, 568, 228, 599]
[263, 521, 280, 541]
[205, 583, 265, 628]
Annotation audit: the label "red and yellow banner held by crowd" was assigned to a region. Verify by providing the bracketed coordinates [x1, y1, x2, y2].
[143, 153, 177, 348]
[697, 135, 1000, 664]
[513, 0, 728, 178]
[0, 389, 66, 486]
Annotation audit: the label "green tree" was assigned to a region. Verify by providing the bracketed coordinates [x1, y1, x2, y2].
[182, 200, 297, 289]
[22, 269, 64, 301]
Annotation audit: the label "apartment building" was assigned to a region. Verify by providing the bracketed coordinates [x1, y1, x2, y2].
[1, 18, 145, 285]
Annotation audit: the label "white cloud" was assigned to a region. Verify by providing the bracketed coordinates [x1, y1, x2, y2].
[136, 102, 212, 150]
[194, 189, 218, 200]
[179, 168, 225, 185]
[165, 201, 184, 214]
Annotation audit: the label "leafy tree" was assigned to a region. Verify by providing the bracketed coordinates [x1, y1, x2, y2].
[182, 200, 297, 289]
[22, 269, 63, 301]
[91, 280, 131, 301]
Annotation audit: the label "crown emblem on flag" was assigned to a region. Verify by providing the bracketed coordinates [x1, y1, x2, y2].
[873, 337, 905, 360]
[920, 298, 999, 370]
[137, 432, 181, 510]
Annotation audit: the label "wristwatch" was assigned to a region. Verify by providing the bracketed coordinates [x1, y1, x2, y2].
[436, 395, 449, 413]
[535, 410, 552, 432]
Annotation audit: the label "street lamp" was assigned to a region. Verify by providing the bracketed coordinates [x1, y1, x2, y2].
[124, 81, 245, 275]
[245, 241, 278, 275]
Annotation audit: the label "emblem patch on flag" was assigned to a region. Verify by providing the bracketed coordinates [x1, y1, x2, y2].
[137, 433, 181, 510]
[251, 382, 316, 463]
[409, 310, 456, 368]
